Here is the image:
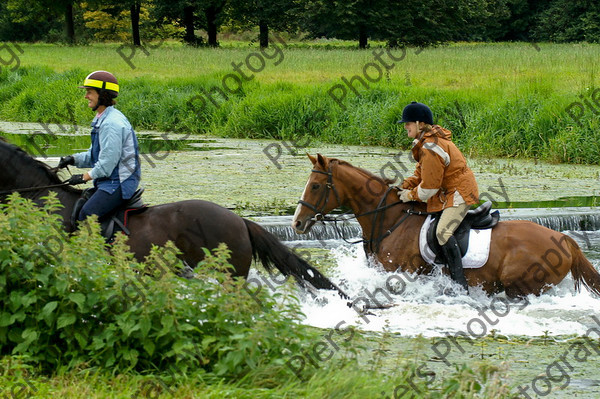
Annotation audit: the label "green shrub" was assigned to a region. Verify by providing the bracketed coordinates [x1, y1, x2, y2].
[0, 193, 318, 379]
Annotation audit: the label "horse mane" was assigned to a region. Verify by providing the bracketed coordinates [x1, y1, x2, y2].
[0, 138, 82, 193]
[331, 158, 396, 186]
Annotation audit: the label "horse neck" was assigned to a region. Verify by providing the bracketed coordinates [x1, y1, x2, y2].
[7, 186, 80, 232]
[336, 165, 417, 240]
[0, 152, 81, 231]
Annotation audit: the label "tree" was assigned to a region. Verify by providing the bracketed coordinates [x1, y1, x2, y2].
[82, 3, 131, 42]
[154, 0, 227, 46]
[45, 0, 78, 43]
[299, 0, 502, 48]
[0, 0, 76, 42]
[153, 0, 200, 44]
[228, 0, 299, 47]
[532, 0, 600, 43]
[301, 0, 387, 48]
[204, 0, 227, 46]
[130, 1, 142, 46]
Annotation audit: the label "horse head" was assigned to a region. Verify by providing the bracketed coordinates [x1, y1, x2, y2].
[0, 138, 81, 200]
[292, 153, 394, 234]
[293, 154, 337, 234]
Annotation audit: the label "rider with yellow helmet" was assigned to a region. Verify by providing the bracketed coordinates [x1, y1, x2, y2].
[58, 71, 141, 224]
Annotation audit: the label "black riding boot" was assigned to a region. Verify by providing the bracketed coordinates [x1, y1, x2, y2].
[441, 236, 469, 292]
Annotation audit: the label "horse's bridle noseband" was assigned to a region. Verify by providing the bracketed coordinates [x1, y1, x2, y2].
[297, 167, 342, 223]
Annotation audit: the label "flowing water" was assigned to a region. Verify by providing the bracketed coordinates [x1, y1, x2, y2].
[2, 124, 600, 339]
[253, 213, 600, 339]
[4, 125, 600, 396]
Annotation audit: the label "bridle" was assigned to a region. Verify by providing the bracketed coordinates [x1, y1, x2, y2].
[0, 166, 71, 196]
[297, 167, 342, 222]
[297, 164, 435, 252]
[0, 182, 70, 196]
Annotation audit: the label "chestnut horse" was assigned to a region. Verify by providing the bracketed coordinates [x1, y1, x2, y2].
[0, 139, 345, 295]
[292, 154, 600, 297]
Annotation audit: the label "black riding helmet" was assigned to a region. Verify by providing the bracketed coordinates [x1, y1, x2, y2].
[398, 101, 434, 125]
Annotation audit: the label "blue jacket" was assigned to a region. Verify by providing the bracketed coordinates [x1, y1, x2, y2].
[73, 106, 141, 199]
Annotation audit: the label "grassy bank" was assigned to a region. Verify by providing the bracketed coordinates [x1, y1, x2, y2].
[4, 332, 600, 398]
[1, 42, 599, 164]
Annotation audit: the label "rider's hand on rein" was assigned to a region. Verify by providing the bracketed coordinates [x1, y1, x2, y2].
[58, 155, 75, 169]
[398, 189, 413, 203]
[65, 174, 86, 186]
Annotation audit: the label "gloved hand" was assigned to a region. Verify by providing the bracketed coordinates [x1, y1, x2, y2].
[398, 189, 414, 203]
[58, 155, 75, 169]
[66, 174, 86, 185]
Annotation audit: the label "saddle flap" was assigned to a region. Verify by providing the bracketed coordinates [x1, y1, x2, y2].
[420, 215, 493, 269]
[70, 188, 95, 231]
[426, 216, 469, 262]
[425, 202, 500, 262]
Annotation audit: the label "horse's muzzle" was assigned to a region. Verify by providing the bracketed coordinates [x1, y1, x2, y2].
[292, 217, 315, 234]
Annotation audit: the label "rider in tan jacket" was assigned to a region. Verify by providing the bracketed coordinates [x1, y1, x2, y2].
[397, 102, 479, 292]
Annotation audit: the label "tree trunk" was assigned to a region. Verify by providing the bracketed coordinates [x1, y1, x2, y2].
[130, 2, 141, 46]
[358, 25, 368, 49]
[205, 6, 219, 47]
[259, 20, 269, 48]
[65, 2, 75, 43]
[183, 6, 196, 44]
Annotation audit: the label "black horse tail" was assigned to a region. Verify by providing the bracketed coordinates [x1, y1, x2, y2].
[243, 219, 349, 299]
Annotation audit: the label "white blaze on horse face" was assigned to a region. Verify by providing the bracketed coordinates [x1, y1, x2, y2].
[292, 177, 312, 229]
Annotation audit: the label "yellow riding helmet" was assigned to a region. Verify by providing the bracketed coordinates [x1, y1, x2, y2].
[78, 70, 119, 97]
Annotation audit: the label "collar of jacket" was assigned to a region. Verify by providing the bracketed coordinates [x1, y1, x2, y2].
[91, 105, 115, 128]
[413, 125, 452, 147]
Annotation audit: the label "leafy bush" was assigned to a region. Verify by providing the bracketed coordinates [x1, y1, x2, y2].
[0, 193, 318, 379]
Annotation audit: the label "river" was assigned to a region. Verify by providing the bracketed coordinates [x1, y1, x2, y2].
[2, 124, 600, 339]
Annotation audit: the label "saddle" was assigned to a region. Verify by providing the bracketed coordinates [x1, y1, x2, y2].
[71, 188, 148, 243]
[426, 201, 500, 264]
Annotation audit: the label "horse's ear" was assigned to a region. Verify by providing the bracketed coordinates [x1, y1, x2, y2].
[307, 153, 317, 165]
[316, 153, 328, 168]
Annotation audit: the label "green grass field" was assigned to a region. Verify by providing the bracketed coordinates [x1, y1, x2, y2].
[2, 41, 600, 398]
[1, 42, 600, 163]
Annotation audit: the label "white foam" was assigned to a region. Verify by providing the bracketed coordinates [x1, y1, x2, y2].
[260, 239, 600, 338]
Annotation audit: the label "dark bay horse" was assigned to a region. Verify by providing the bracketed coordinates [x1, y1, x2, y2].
[292, 154, 600, 298]
[0, 139, 344, 294]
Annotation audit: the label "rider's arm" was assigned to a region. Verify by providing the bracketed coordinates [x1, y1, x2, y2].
[402, 164, 421, 189]
[408, 146, 446, 202]
[72, 145, 93, 169]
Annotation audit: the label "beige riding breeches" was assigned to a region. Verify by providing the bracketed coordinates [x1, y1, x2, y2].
[436, 203, 470, 246]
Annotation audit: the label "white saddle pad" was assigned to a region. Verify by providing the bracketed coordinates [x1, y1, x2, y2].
[419, 215, 492, 269]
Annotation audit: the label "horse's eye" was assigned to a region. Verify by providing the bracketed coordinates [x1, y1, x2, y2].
[311, 183, 320, 190]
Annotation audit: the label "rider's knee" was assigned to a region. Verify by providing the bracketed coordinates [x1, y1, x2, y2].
[437, 228, 452, 246]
